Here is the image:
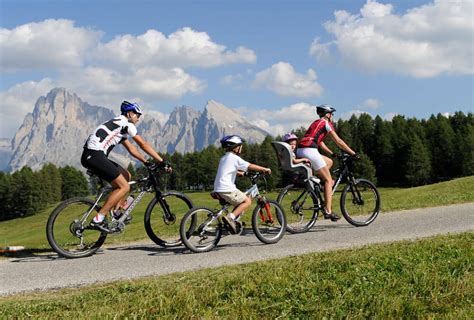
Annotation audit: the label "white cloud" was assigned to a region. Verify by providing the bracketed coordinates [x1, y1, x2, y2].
[314, 0, 474, 77]
[363, 98, 382, 109]
[0, 19, 101, 71]
[384, 112, 399, 121]
[339, 110, 370, 120]
[220, 73, 244, 86]
[0, 20, 257, 137]
[92, 27, 256, 69]
[0, 79, 56, 137]
[241, 102, 317, 135]
[253, 62, 323, 98]
[309, 37, 332, 62]
[64, 66, 206, 100]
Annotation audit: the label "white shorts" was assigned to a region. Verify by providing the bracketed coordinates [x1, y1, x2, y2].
[296, 147, 327, 171]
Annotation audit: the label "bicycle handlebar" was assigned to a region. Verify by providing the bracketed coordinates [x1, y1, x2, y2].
[337, 152, 360, 161]
[146, 160, 172, 173]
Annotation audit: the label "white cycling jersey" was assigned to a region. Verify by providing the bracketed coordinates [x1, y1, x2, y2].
[84, 115, 137, 155]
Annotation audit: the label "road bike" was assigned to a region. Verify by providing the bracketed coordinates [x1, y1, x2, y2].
[273, 142, 380, 233]
[46, 162, 193, 258]
[180, 171, 286, 253]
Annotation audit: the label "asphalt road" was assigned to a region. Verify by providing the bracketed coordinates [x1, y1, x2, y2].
[1, 203, 473, 296]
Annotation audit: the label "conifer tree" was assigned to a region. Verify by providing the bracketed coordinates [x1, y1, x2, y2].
[0, 172, 14, 220]
[372, 116, 394, 185]
[426, 114, 456, 181]
[60, 166, 89, 200]
[404, 132, 431, 186]
[39, 163, 62, 204]
[11, 167, 43, 217]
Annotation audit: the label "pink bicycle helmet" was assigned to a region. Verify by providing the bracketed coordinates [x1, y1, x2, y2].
[282, 132, 298, 142]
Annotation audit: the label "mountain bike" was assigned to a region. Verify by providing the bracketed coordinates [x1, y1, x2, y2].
[277, 153, 380, 233]
[180, 171, 286, 253]
[46, 162, 193, 258]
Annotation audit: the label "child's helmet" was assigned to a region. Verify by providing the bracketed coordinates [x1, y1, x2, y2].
[220, 135, 245, 149]
[282, 132, 298, 142]
[121, 101, 143, 115]
[316, 104, 336, 117]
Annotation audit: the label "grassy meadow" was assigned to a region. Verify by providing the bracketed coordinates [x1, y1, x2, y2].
[0, 232, 472, 318]
[0, 176, 473, 252]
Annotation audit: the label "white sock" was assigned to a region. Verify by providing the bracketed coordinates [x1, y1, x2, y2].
[229, 213, 236, 220]
[93, 213, 105, 223]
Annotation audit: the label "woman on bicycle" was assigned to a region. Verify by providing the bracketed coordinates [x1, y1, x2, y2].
[297, 104, 357, 221]
[81, 101, 168, 231]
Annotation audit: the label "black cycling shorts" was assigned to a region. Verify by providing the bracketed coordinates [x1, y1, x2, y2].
[81, 149, 127, 182]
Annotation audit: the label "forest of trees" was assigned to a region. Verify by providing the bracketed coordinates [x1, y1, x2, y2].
[0, 111, 472, 221]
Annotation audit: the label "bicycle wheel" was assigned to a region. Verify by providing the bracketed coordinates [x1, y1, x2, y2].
[277, 184, 318, 233]
[180, 207, 222, 253]
[144, 191, 193, 247]
[340, 179, 381, 227]
[252, 200, 286, 244]
[46, 197, 107, 259]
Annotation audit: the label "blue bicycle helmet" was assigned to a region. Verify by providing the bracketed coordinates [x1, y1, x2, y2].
[220, 135, 245, 150]
[121, 101, 143, 115]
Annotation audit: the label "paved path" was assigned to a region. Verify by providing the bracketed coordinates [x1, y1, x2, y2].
[1, 203, 473, 296]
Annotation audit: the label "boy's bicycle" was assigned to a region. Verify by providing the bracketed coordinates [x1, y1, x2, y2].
[179, 171, 286, 253]
[273, 141, 380, 233]
[46, 162, 193, 258]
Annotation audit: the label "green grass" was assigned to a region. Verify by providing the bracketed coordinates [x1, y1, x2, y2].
[1, 232, 472, 319]
[0, 176, 473, 252]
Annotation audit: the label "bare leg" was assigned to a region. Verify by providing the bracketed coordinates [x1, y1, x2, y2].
[232, 196, 252, 218]
[322, 155, 333, 170]
[316, 166, 333, 214]
[113, 170, 131, 211]
[99, 174, 130, 216]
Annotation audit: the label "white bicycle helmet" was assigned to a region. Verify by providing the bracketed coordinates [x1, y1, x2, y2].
[220, 135, 245, 150]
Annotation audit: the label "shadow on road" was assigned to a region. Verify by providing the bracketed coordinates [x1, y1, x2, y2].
[1, 223, 355, 262]
[2, 248, 62, 262]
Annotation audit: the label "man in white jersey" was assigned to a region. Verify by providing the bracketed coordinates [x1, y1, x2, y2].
[81, 101, 167, 230]
[213, 135, 271, 234]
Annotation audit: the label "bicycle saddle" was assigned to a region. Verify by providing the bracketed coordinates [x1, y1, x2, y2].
[210, 192, 229, 206]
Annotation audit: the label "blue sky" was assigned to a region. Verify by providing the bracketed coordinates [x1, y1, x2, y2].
[0, 0, 472, 139]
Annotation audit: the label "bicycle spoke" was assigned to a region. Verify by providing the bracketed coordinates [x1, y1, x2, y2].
[252, 200, 286, 244]
[144, 192, 193, 247]
[340, 179, 380, 226]
[277, 185, 317, 233]
[47, 198, 106, 258]
[180, 207, 221, 253]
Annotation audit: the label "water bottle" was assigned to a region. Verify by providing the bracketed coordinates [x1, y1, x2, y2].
[122, 195, 135, 210]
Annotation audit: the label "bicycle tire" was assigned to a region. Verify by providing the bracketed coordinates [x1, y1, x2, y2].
[252, 200, 287, 244]
[340, 179, 380, 227]
[46, 197, 107, 259]
[277, 184, 318, 233]
[144, 191, 193, 247]
[180, 207, 222, 253]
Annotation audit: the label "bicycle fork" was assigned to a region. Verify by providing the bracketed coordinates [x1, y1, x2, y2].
[258, 198, 274, 224]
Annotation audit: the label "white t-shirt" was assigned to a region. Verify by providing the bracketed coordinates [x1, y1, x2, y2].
[213, 152, 250, 192]
[85, 115, 137, 155]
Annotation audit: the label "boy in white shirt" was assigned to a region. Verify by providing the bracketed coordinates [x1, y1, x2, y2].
[213, 135, 271, 234]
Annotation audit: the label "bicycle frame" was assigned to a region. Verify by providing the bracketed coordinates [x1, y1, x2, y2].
[202, 173, 272, 233]
[82, 165, 170, 228]
[331, 156, 365, 204]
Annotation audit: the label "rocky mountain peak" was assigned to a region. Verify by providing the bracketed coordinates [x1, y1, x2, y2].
[167, 105, 200, 125]
[7, 88, 269, 172]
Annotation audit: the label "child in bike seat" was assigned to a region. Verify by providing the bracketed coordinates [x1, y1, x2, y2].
[281, 132, 311, 167]
[213, 135, 271, 234]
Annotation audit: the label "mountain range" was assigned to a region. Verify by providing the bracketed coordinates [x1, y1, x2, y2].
[3, 88, 269, 172]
